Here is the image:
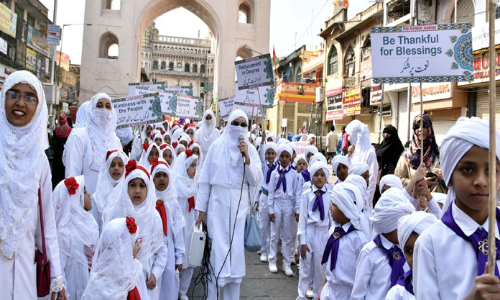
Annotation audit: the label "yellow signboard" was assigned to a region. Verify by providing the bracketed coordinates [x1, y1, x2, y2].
[0, 2, 16, 38]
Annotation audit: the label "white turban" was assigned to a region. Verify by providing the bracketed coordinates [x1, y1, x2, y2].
[440, 117, 500, 213]
[379, 174, 404, 194]
[331, 182, 371, 238]
[293, 154, 307, 168]
[267, 133, 277, 143]
[345, 174, 367, 193]
[277, 138, 290, 145]
[371, 187, 415, 234]
[309, 161, 330, 182]
[332, 155, 349, 176]
[308, 153, 327, 172]
[304, 145, 319, 160]
[431, 192, 447, 206]
[263, 142, 278, 156]
[277, 144, 293, 159]
[349, 161, 369, 176]
[308, 134, 316, 140]
[397, 211, 438, 248]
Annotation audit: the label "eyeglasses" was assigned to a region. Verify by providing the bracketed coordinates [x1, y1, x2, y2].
[413, 123, 430, 131]
[231, 121, 248, 127]
[6, 90, 38, 105]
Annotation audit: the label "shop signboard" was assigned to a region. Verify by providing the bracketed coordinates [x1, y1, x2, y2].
[343, 87, 361, 117]
[0, 3, 16, 38]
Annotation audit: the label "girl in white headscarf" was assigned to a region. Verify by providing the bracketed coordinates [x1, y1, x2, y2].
[151, 158, 186, 300]
[81, 217, 142, 300]
[104, 160, 168, 300]
[64, 92, 122, 225]
[173, 150, 199, 299]
[173, 141, 186, 156]
[345, 119, 379, 210]
[0, 70, 66, 299]
[160, 143, 177, 167]
[92, 149, 128, 229]
[195, 109, 262, 299]
[139, 142, 161, 172]
[130, 124, 155, 161]
[52, 176, 99, 300]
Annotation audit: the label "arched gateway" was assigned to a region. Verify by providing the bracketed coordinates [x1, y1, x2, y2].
[80, 0, 270, 107]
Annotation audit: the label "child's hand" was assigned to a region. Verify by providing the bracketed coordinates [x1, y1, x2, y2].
[146, 273, 157, 290]
[196, 211, 206, 226]
[433, 168, 444, 181]
[413, 163, 427, 182]
[295, 213, 300, 222]
[417, 196, 428, 211]
[176, 264, 183, 272]
[465, 263, 500, 300]
[347, 145, 355, 157]
[300, 244, 310, 260]
[269, 213, 275, 223]
[416, 179, 431, 200]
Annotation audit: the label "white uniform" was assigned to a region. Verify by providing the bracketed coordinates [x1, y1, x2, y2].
[351, 235, 409, 300]
[0, 158, 63, 299]
[256, 159, 276, 255]
[320, 223, 368, 300]
[413, 202, 500, 300]
[297, 185, 331, 300]
[386, 284, 415, 300]
[267, 165, 301, 266]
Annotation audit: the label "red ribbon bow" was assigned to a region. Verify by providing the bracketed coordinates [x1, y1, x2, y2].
[188, 140, 195, 148]
[172, 142, 178, 149]
[125, 160, 137, 178]
[185, 149, 193, 158]
[188, 196, 195, 213]
[150, 158, 169, 173]
[126, 216, 137, 234]
[106, 150, 118, 161]
[64, 177, 79, 195]
[160, 144, 168, 150]
[142, 141, 151, 152]
[155, 200, 168, 236]
[160, 130, 166, 135]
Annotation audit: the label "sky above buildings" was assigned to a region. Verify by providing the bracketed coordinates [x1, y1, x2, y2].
[39, 0, 370, 65]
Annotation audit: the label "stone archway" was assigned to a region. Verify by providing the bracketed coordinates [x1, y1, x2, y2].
[80, 0, 271, 108]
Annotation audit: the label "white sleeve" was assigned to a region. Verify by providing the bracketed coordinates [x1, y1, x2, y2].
[351, 247, 373, 300]
[245, 152, 262, 188]
[414, 232, 440, 300]
[427, 198, 441, 218]
[268, 173, 277, 215]
[36, 158, 64, 279]
[195, 183, 211, 213]
[64, 130, 85, 177]
[174, 230, 185, 265]
[131, 136, 143, 161]
[385, 286, 404, 300]
[151, 243, 168, 280]
[367, 151, 379, 211]
[298, 192, 309, 245]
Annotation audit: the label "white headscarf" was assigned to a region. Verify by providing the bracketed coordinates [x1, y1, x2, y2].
[86, 92, 118, 172]
[172, 151, 198, 200]
[81, 217, 142, 300]
[104, 162, 163, 261]
[309, 161, 330, 182]
[371, 187, 415, 234]
[345, 120, 372, 162]
[198, 109, 262, 187]
[379, 174, 404, 194]
[160, 143, 177, 167]
[0, 70, 49, 258]
[349, 161, 369, 176]
[188, 141, 203, 167]
[162, 131, 172, 144]
[173, 142, 186, 155]
[139, 142, 160, 171]
[52, 176, 99, 268]
[397, 211, 438, 249]
[116, 127, 134, 145]
[331, 182, 371, 238]
[332, 155, 349, 176]
[93, 150, 129, 215]
[75, 100, 91, 128]
[152, 158, 185, 237]
[439, 117, 500, 214]
[304, 145, 319, 161]
[307, 133, 316, 141]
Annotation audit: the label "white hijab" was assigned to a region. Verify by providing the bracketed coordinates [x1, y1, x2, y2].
[104, 163, 163, 262]
[160, 143, 177, 167]
[172, 151, 198, 200]
[82, 217, 142, 300]
[86, 92, 118, 172]
[346, 120, 372, 162]
[0, 70, 48, 258]
[75, 100, 91, 128]
[198, 109, 262, 187]
[52, 175, 99, 267]
[93, 149, 129, 215]
[139, 142, 160, 172]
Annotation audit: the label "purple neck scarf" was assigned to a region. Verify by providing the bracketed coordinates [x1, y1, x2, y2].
[321, 225, 355, 271]
[275, 165, 290, 192]
[441, 203, 500, 278]
[373, 235, 406, 287]
[301, 168, 310, 182]
[396, 270, 414, 295]
[312, 189, 326, 221]
[266, 162, 277, 184]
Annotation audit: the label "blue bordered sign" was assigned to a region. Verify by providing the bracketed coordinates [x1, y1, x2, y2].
[371, 23, 474, 83]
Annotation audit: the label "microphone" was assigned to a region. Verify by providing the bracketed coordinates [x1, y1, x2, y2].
[238, 135, 246, 164]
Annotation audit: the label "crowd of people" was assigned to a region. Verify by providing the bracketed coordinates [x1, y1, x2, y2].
[1, 70, 500, 300]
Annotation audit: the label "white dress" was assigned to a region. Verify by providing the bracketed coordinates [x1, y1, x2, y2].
[0, 158, 63, 299]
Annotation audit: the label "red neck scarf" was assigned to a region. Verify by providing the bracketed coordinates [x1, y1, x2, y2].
[155, 200, 168, 236]
[127, 287, 141, 300]
[188, 196, 195, 213]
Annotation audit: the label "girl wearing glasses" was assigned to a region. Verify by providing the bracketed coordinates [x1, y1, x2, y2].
[0, 71, 67, 299]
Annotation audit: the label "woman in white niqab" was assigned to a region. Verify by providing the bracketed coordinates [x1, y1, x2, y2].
[104, 161, 167, 300]
[195, 109, 262, 300]
[0, 70, 66, 299]
[52, 175, 99, 300]
[345, 119, 379, 211]
[64, 92, 122, 226]
[194, 110, 220, 160]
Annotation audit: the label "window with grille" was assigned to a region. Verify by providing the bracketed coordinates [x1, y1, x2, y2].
[328, 45, 338, 76]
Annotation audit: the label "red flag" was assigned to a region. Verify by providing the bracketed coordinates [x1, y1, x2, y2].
[343, 0, 349, 9]
[273, 46, 276, 63]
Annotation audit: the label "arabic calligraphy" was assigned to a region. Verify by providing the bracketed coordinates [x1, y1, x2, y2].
[400, 58, 430, 76]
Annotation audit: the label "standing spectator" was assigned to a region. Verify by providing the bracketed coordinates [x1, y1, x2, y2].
[376, 125, 404, 178]
[52, 113, 72, 188]
[340, 126, 349, 155]
[325, 125, 338, 163]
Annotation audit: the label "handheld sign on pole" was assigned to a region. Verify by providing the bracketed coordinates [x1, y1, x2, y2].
[175, 95, 202, 119]
[113, 93, 163, 129]
[235, 54, 275, 90]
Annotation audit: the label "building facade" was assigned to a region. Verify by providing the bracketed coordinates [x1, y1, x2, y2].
[141, 23, 214, 110]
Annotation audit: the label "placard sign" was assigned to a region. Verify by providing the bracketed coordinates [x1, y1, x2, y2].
[259, 85, 275, 106]
[235, 54, 274, 90]
[135, 88, 175, 116]
[326, 93, 343, 121]
[175, 95, 201, 119]
[165, 86, 193, 96]
[128, 82, 165, 96]
[113, 93, 162, 129]
[235, 88, 260, 106]
[219, 96, 235, 118]
[371, 24, 474, 83]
